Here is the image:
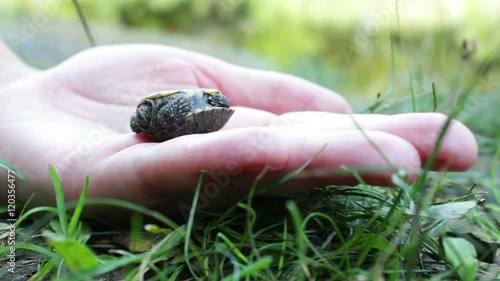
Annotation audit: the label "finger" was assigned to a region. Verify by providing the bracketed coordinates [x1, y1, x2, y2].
[177, 48, 352, 114]
[363, 113, 478, 171]
[272, 112, 478, 171]
[127, 127, 421, 196]
[52, 44, 351, 114]
[222, 106, 277, 129]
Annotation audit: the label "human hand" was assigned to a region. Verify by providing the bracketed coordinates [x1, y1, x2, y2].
[0, 43, 477, 218]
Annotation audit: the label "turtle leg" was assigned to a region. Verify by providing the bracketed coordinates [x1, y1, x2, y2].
[146, 95, 193, 141]
[155, 94, 192, 128]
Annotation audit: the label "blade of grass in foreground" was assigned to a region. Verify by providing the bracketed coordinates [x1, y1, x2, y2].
[220, 257, 273, 281]
[301, 212, 343, 274]
[0, 160, 25, 180]
[16, 206, 59, 225]
[214, 145, 327, 227]
[49, 164, 68, 236]
[184, 174, 205, 279]
[135, 227, 186, 280]
[258, 145, 327, 195]
[286, 200, 309, 281]
[65, 198, 180, 230]
[402, 50, 491, 279]
[490, 148, 500, 203]
[242, 164, 278, 280]
[45, 232, 99, 271]
[67, 175, 89, 238]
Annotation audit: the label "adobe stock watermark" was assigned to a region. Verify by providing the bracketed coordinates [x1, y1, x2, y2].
[5, 0, 68, 51]
[52, 120, 113, 181]
[118, 61, 181, 110]
[456, 73, 498, 119]
[340, 0, 401, 62]
[213, 0, 244, 20]
[4, 169, 19, 274]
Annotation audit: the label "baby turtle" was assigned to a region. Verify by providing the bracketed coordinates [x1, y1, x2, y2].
[130, 89, 234, 142]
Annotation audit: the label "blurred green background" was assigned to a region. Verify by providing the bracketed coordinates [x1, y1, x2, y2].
[0, 0, 499, 112]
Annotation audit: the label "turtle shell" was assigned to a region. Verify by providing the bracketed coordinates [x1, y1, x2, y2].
[130, 89, 234, 142]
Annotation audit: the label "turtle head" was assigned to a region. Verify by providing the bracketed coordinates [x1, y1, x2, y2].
[204, 91, 231, 108]
[130, 100, 154, 133]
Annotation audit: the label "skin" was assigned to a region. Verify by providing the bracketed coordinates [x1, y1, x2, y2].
[0, 42, 478, 219]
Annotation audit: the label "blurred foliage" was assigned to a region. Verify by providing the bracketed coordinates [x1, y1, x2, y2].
[2, 0, 500, 100]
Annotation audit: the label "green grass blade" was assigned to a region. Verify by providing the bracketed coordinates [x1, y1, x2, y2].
[215, 148, 325, 226]
[67, 175, 89, 238]
[16, 206, 58, 225]
[276, 218, 287, 278]
[258, 144, 327, 194]
[216, 232, 249, 264]
[286, 200, 308, 281]
[0, 160, 25, 180]
[72, 0, 96, 47]
[48, 165, 68, 236]
[490, 148, 500, 203]
[28, 260, 56, 281]
[442, 236, 479, 281]
[82, 252, 150, 277]
[395, 0, 416, 112]
[184, 174, 204, 279]
[45, 232, 99, 271]
[65, 198, 179, 229]
[431, 82, 437, 111]
[301, 212, 342, 273]
[220, 256, 273, 281]
[8, 243, 59, 259]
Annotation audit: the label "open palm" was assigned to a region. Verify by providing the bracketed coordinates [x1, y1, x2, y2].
[0, 44, 477, 218]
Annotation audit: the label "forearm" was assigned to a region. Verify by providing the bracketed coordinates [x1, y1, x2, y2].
[0, 40, 37, 86]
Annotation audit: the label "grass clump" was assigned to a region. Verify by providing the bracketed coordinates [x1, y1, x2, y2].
[1, 2, 499, 281]
[1, 38, 499, 281]
[1, 153, 498, 280]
